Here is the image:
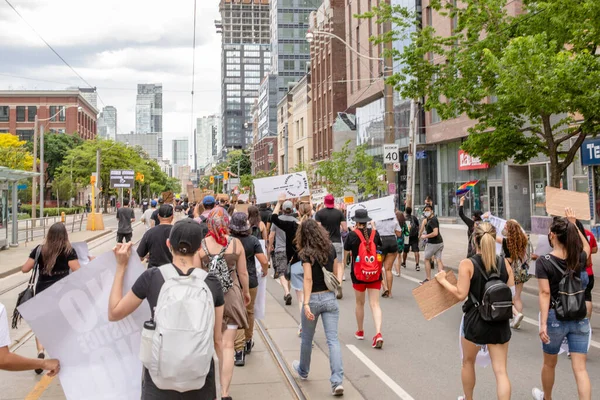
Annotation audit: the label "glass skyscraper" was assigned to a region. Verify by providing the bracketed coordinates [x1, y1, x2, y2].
[136, 83, 163, 159]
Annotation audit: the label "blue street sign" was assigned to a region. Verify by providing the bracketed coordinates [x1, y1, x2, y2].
[17, 184, 27, 190]
[581, 138, 600, 166]
[403, 151, 427, 162]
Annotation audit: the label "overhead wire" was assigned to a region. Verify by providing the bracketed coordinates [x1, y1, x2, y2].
[190, 0, 198, 168]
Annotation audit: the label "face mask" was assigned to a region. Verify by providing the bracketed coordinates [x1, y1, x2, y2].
[548, 233, 554, 248]
[424, 211, 431, 218]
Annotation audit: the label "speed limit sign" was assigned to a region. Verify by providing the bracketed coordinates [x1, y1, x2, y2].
[383, 144, 400, 164]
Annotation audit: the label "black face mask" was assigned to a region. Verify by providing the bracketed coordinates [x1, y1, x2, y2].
[548, 233, 554, 248]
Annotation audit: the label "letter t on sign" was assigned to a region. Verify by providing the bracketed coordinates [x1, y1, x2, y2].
[587, 143, 595, 159]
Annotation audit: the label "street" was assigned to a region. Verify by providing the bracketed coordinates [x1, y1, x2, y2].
[0, 218, 598, 399]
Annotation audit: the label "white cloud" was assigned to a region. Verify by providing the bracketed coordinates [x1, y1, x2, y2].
[0, 0, 223, 161]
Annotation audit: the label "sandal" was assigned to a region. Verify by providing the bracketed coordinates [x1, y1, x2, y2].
[381, 290, 389, 298]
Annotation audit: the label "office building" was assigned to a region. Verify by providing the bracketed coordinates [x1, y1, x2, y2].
[196, 115, 221, 171]
[172, 138, 189, 178]
[289, 75, 312, 169]
[217, 0, 271, 150]
[116, 133, 161, 160]
[158, 159, 173, 178]
[98, 106, 117, 140]
[270, 0, 321, 101]
[136, 83, 163, 159]
[0, 90, 98, 141]
[78, 87, 98, 109]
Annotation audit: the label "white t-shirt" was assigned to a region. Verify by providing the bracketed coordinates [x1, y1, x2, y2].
[0, 302, 11, 348]
[142, 209, 155, 230]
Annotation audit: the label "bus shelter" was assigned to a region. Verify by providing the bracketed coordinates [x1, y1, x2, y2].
[0, 166, 39, 249]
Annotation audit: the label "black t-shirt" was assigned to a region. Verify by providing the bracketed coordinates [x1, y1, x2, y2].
[136, 225, 173, 268]
[302, 244, 336, 293]
[344, 229, 382, 284]
[131, 266, 224, 399]
[502, 238, 511, 259]
[151, 209, 160, 226]
[117, 207, 135, 234]
[30, 245, 77, 287]
[315, 208, 345, 243]
[236, 235, 264, 289]
[536, 252, 587, 308]
[259, 208, 272, 225]
[425, 216, 443, 244]
[271, 213, 299, 264]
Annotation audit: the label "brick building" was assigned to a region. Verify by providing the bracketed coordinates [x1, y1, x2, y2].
[309, 0, 348, 163]
[0, 90, 98, 141]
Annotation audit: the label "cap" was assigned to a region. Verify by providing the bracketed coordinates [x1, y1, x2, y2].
[169, 219, 203, 255]
[324, 194, 335, 208]
[151, 200, 157, 207]
[352, 209, 372, 223]
[282, 200, 293, 211]
[203, 195, 216, 206]
[158, 198, 165, 204]
[158, 204, 173, 218]
[229, 212, 250, 233]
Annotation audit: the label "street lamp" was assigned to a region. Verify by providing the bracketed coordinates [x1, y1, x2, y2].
[34, 105, 83, 222]
[306, 31, 384, 61]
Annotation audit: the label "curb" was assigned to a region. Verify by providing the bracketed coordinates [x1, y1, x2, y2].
[0, 229, 115, 280]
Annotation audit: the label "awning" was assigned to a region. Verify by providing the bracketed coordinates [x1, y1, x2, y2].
[0, 166, 40, 182]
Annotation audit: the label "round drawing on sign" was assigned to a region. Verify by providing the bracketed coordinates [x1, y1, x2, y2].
[284, 173, 309, 198]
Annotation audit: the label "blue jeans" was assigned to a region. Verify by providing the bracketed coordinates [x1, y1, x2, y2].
[298, 291, 343, 389]
[543, 310, 590, 355]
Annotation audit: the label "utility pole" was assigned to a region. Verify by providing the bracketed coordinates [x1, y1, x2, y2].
[383, 1, 396, 200]
[95, 148, 101, 212]
[405, 99, 417, 208]
[283, 123, 289, 174]
[32, 115, 38, 223]
[39, 123, 45, 220]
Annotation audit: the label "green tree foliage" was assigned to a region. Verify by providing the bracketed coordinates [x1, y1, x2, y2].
[363, 0, 600, 187]
[226, 149, 252, 176]
[36, 133, 82, 187]
[354, 145, 387, 198]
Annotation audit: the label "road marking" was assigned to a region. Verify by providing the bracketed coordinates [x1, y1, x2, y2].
[346, 344, 416, 400]
[400, 275, 421, 284]
[25, 374, 55, 400]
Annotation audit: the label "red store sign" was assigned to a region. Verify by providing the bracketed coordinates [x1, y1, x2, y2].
[458, 150, 489, 171]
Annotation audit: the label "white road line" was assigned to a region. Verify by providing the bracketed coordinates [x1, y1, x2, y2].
[346, 344, 416, 400]
[399, 275, 600, 350]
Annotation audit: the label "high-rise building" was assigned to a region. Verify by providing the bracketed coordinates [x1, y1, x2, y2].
[217, 0, 271, 151]
[196, 115, 221, 172]
[136, 83, 163, 159]
[116, 133, 161, 160]
[270, 0, 321, 101]
[78, 87, 98, 109]
[98, 106, 117, 140]
[172, 138, 189, 178]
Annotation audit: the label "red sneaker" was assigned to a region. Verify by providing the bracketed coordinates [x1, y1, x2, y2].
[372, 333, 383, 349]
[354, 330, 364, 340]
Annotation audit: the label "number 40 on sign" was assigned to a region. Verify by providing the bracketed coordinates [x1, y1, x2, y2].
[383, 144, 399, 164]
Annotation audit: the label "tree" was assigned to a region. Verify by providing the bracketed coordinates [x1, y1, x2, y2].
[316, 141, 355, 197]
[0, 133, 34, 170]
[26, 133, 82, 188]
[226, 149, 252, 176]
[364, 0, 600, 187]
[354, 145, 387, 198]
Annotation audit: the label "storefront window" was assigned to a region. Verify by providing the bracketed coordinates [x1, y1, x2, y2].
[530, 164, 548, 216]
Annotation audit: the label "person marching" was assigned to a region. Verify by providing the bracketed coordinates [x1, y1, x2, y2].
[21, 223, 81, 374]
[137, 205, 174, 269]
[531, 209, 591, 400]
[458, 196, 483, 258]
[496, 219, 530, 329]
[421, 204, 445, 284]
[436, 222, 514, 400]
[292, 219, 344, 396]
[402, 207, 421, 271]
[393, 211, 409, 277]
[377, 216, 402, 298]
[344, 209, 384, 349]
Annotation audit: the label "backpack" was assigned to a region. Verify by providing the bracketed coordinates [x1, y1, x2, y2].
[353, 229, 382, 282]
[469, 256, 513, 322]
[202, 237, 234, 293]
[408, 215, 419, 238]
[139, 265, 215, 392]
[544, 255, 587, 321]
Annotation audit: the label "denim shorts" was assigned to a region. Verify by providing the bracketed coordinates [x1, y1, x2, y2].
[542, 309, 590, 355]
[290, 261, 304, 291]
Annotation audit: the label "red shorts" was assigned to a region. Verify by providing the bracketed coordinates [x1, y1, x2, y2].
[352, 281, 382, 292]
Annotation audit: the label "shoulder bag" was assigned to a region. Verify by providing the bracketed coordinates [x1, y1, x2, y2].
[12, 246, 42, 328]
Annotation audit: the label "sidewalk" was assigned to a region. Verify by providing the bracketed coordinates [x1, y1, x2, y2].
[431, 223, 600, 313]
[259, 289, 364, 399]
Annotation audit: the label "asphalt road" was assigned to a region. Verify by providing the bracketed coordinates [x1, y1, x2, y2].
[266, 259, 600, 400]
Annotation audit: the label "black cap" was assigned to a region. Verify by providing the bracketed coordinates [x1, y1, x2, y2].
[158, 204, 173, 218]
[158, 198, 165, 204]
[169, 219, 203, 255]
[352, 209, 372, 223]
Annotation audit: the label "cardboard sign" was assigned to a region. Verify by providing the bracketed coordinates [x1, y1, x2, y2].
[162, 191, 174, 203]
[236, 204, 250, 214]
[216, 193, 229, 202]
[545, 186, 591, 220]
[254, 240, 267, 321]
[413, 270, 460, 320]
[253, 172, 311, 204]
[346, 196, 396, 226]
[18, 252, 150, 400]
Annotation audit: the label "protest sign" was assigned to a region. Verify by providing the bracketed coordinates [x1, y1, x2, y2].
[254, 240, 267, 321]
[346, 196, 396, 226]
[162, 191, 174, 203]
[216, 193, 230, 202]
[238, 193, 249, 203]
[487, 214, 507, 254]
[546, 186, 591, 220]
[18, 252, 150, 400]
[412, 270, 459, 320]
[253, 172, 311, 204]
[236, 204, 250, 214]
[311, 188, 328, 204]
[71, 242, 90, 266]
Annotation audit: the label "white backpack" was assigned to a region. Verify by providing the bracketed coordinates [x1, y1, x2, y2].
[139, 265, 215, 392]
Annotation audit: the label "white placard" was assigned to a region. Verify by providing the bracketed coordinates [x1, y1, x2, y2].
[253, 172, 311, 204]
[254, 240, 267, 321]
[486, 214, 507, 254]
[311, 188, 328, 204]
[19, 252, 150, 400]
[71, 242, 90, 266]
[383, 144, 400, 164]
[347, 196, 396, 226]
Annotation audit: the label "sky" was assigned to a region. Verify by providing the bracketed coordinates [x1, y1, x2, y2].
[0, 0, 222, 161]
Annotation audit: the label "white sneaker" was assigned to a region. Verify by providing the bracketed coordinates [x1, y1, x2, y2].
[332, 385, 344, 396]
[292, 360, 308, 380]
[512, 313, 524, 329]
[531, 387, 544, 400]
[457, 396, 466, 400]
[392, 270, 400, 277]
[342, 274, 346, 281]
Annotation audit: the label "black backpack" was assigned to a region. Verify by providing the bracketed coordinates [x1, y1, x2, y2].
[408, 215, 419, 238]
[469, 256, 513, 322]
[544, 255, 587, 321]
